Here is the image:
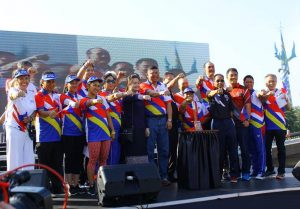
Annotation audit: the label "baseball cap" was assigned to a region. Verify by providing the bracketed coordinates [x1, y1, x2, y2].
[41, 72, 56, 80]
[14, 69, 29, 78]
[183, 87, 195, 94]
[65, 74, 80, 83]
[87, 76, 103, 84]
[103, 71, 117, 80]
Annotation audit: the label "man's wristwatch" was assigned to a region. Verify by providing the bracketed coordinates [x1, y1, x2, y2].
[167, 119, 172, 122]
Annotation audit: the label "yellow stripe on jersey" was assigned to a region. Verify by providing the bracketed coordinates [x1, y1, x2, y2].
[110, 112, 121, 126]
[66, 114, 82, 131]
[42, 117, 62, 136]
[250, 120, 264, 129]
[146, 105, 163, 115]
[265, 109, 286, 130]
[88, 116, 110, 136]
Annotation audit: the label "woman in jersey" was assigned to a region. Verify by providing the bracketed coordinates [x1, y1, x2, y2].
[60, 74, 85, 195]
[99, 71, 128, 165]
[79, 76, 115, 195]
[5, 69, 36, 171]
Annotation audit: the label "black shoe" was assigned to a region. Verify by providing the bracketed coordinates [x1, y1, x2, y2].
[69, 185, 78, 196]
[76, 185, 86, 194]
[265, 170, 276, 177]
[168, 174, 178, 182]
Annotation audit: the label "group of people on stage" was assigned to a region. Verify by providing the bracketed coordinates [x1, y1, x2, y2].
[2, 59, 291, 196]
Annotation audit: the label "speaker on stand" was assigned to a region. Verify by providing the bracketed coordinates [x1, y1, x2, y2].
[97, 163, 161, 207]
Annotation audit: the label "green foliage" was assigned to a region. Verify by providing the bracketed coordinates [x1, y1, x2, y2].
[285, 106, 300, 132]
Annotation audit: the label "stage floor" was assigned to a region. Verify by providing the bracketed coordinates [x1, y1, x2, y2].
[53, 170, 300, 209]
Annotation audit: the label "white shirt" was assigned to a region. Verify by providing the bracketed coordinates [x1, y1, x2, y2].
[5, 87, 36, 130]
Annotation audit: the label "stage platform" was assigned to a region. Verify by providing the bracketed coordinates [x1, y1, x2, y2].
[53, 170, 300, 209]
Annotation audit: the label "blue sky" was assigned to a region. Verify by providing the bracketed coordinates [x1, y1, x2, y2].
[1, 0, 299, 105]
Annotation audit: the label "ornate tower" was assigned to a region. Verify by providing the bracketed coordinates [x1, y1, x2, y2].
[274, 30, 296, 106]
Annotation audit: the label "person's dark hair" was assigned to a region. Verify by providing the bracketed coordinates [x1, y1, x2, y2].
[226, 68, 238, 76]
[243, 75, 254, 82]
[135, 58, 158, 67]
[164, 71, 174, 76]
[126, 73, 140, 91]
[19, 61, 33, 68]
[147, 65, 158, 72]
[214, 73, 224, 80]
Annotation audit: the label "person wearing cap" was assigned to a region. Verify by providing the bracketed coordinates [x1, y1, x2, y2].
[35, 71, 64, 194]
[207, 73, 239, 183]
[60, 74, 85, 195]
[79, 76, 115, 195]
[5, 69, 36, 171]
[139, 66, 172, 186]
[99, 71, 128, 165]
[173, 77, 199, 106]
[178, 87, 209, 132]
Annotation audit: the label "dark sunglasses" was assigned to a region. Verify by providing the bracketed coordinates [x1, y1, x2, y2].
[106, 80, 116, 84]
[216, 79, 224, 83]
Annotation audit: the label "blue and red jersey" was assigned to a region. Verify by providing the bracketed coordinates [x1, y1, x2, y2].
[140, 80, 172, 117]
[197, 77, 214, 105]
[264, 88, 287, 130]
[229, 83, 251, 121]
[79, 95, 111, 142]
[77, 79, 88, 99]
[35, 88, 61, 142]
[180, 101, 208, 132]
[60, 92, 84, 136]
[99, 90, 122, 129]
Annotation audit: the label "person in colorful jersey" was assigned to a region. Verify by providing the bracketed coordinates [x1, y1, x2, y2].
[178, 87, 209, 132]
[60, 74, 85, 195]
[242, 75, 267, 179]
[207, 74, 239, 183]
[226, 68, 252, 181]
[163, 72, 185, 182]
[195, 61, 215, 106]
[79, 76, 115, 195]
[35, 71, 63, 194]
[76, 59, 95, 186]
[263, 74, 291, 180]
[99, 71, 128, 165]
[77, 59, 95, 99]
[5, 69, 36, 171]
[140, 65, 173, 186]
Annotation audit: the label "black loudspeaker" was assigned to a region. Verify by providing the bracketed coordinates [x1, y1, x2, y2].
[97, 163, 161, 206]
[20, 169, 49, 188]
[292, 161, 300, 181]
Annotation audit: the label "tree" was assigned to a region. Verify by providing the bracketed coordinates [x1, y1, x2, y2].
[285, 106, 300, 132]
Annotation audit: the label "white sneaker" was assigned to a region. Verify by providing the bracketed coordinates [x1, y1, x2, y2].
[255, 173, 264, 180]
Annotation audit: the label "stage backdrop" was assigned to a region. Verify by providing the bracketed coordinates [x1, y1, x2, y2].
[0, 30, 209, 112]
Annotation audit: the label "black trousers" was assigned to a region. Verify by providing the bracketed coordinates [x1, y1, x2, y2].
[36, 141, 63, 191]
[168, 122, 178, 177]
[265, 129, 286, 174]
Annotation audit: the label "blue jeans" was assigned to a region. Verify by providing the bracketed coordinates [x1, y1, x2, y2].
[236, 125, 251, 175]
[147, 116, 169, 179]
